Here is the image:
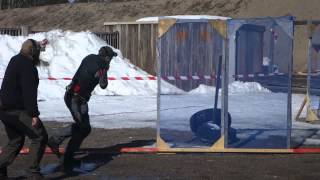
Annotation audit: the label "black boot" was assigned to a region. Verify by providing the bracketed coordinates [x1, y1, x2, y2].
[0, 167, 7, 179]
[59, 159, 81, 174]
[47, 136, 60, 158]
[26, 172, 44, 180]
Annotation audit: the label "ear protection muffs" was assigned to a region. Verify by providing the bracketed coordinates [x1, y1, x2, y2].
[28, 39, 36, 56]
[28, 39, 38, 56]
[99, 46, 117, 58]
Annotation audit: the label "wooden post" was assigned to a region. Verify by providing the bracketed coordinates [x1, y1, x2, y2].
[8, 0, 12, 9]
[0, 0, 3, 10]
[115, 24, 121, 49]
[21, 26, 30, 36]
[151, 23, 155, 74]
[125, 24, 129, 60]
[138, 23, 141, 68]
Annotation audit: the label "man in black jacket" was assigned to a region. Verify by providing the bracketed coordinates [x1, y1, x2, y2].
[0, 39, 48, 179]
[48, 46, 117, 172]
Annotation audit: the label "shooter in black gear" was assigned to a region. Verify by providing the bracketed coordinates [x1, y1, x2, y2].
[47, 46, 117, 171]
[0, 39, 48, 179]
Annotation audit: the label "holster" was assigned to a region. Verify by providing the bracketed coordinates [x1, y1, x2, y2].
[0, 98, 3, 110]
[65, 83, 73, 94]
[65, 83, 87, 103]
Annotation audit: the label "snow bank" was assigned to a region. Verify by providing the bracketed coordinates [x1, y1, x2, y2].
[0, 30, 270, 100]
[0, 30, 182, 100]
[188, 81, 270, 95]
[228, 81, 271, 94]
[188, 84, 216, 94]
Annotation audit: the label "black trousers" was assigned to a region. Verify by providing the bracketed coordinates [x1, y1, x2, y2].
[52, 92, 91, 167]
[0, 110, 48, 174]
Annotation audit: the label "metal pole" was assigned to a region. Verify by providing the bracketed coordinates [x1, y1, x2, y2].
[156, 28, 161, 147]
[222, 35, 229, 148]
[287, 19, 294, 149]
[307, 21, 313, 97]
[269, 22, 276, 73]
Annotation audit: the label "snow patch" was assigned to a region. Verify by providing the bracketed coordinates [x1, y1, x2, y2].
[187, 81, 271, 95]
[0, 30, 183, 99]
[228, 81, 271, 94]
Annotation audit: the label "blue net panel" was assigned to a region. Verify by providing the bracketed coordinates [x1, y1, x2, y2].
[158, 19, 225, 148]
[226, 16, 294, 149]
[291, 24, 320, 149]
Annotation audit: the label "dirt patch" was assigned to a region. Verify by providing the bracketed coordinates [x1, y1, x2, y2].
[1, 121, 320, 179]
[0, 0, 250, 32]
[1, 0, 318, 32]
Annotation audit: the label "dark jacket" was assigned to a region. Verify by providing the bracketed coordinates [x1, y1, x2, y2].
[68, 54, 109, 101]
[0, 53, 40, 117]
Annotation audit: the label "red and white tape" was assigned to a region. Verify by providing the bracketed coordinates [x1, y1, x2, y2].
[233, 72, 285, 78]
[162, 75, 216, 80]
[39, 76, 157, 81]
[0, 73, 285, 81]
[39, 75, 215, 81]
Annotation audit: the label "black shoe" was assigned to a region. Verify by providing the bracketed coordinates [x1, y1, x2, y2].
[0, 167, 7, 179]
[0, 177, 16, 180]
[59, 160, 81, 174]
[59, 164, 74, 174]
[25, 172, 44, 180]
[47, 137, 60, 158]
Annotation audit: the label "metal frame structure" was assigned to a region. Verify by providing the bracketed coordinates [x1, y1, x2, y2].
[295, 21, 320, 122]
[157, 18, 228, 152]
[156, 17, 300, 153]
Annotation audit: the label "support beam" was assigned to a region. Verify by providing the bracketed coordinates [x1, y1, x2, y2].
[295, 20, 320, 26]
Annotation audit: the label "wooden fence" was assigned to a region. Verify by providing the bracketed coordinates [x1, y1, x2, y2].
[95, 31, 119, 49]
[0, 27, 21, 36]
[104, 22, 158, 75]
[0, 27, 120, 49]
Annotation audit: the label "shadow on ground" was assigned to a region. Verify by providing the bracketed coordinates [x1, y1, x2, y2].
[48, 139, 155, 179]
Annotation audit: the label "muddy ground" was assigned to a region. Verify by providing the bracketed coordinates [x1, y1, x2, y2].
[1, 121, 320, 179]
